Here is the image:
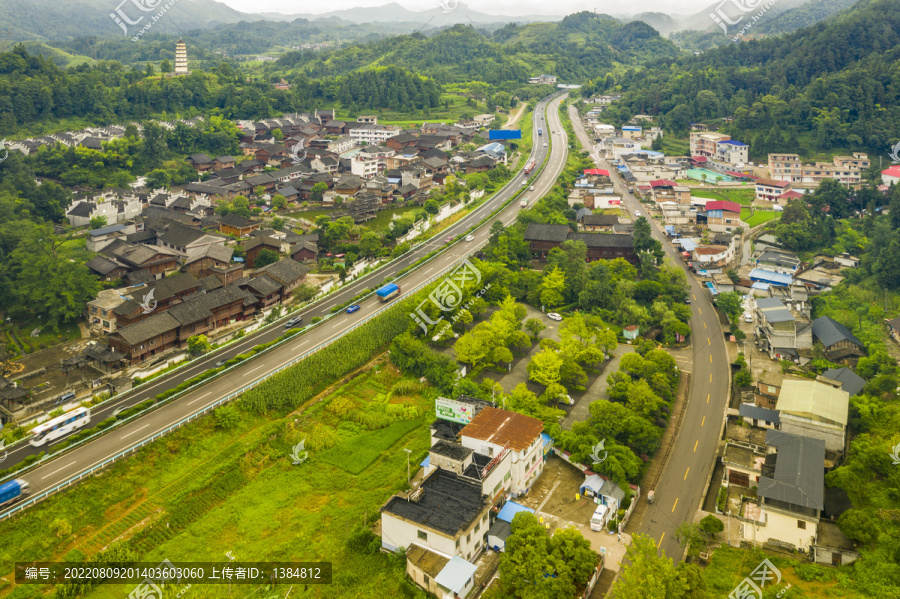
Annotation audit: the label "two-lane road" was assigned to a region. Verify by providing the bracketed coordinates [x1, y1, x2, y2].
[570, 105, 730, 558]
[1, 94, 572, 517]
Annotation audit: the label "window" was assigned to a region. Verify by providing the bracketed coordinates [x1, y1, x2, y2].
[467, 533, 471, 544]
[483, 514, 488, 523]
[493, 483, 501, 496]
[474, 523, 480, 533]
[797, 520, 806, 529]
[90, 306, 98, 314]
[455, 538, 460, 548]
[417, 530, 427, 541]
[423, 575, 429, 585]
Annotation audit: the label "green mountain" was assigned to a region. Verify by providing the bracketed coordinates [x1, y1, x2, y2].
[621, 12, 682, 36]
[752, 0, 862, 34]
[0, 0, 258, 42]
[588, 0, 900, 157]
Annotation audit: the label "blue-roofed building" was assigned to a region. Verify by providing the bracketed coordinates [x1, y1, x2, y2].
[749, 268, 793, 287]
[716, 140, 749, 165]
[86, 223, 129, 252]
[680, 238, 698, 252]
[497, 501, 535, 523]
[541, 432, 554, 458]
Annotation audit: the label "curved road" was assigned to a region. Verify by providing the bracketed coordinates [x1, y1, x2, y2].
[568, 105, 730, 558]
[1, 93, 572, 516]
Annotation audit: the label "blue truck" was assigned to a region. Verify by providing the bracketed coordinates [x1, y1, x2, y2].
[376, 283, 401, 302]
[0, 479, 30, 509]
[538, 128, 543, 136]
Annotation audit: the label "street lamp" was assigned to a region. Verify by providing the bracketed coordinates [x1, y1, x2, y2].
[403, 448, 412, 484]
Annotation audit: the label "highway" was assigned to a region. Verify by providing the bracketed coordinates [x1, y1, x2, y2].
[569, 105, 730, 558]
[0, 93, 572, 514]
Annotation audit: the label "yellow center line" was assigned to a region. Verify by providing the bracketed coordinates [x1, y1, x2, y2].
[707, 337, 711, 345]
[693, 439, 699, 452]
[672, 498, 679, 512]
[698, 308, 702, 314]
[701, 416, 706, 427]
[709, 373, 712, 383]
[710, 355, 713, 363]
[703, 322, 707, 329]
[684, 467, 690, 480]
[707, 393, 710, 404]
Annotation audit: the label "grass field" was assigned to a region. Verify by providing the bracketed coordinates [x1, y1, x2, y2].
[659, 135, 690, 156]
[692, 189, 756, 206]
[319, 419, 423, 474]
[287, 205, 422, 233]
[740, 209, 780, 227]
[0, 360, 433, 599]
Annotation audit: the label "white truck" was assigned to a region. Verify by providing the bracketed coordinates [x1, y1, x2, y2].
[520, 199, 528, 208]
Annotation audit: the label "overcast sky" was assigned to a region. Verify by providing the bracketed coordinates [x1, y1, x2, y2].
[216, 0, 704, 18]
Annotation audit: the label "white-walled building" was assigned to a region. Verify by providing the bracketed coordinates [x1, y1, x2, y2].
[349, 124, 401, 145]
[459, 407, 544, 497]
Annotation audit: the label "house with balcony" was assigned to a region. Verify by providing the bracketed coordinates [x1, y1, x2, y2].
[768, 153, 802, 182]
[756, 250, 801, 275]
[755, 297, 813, 361]
[459, 407, 544, 498]
[755, 178, 792, 203]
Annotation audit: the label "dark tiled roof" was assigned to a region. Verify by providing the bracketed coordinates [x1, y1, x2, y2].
[220, 213, 256, 228]
[758, 430, 825, 510]
[524, 223, 570, 243]
[68, 201, 96, 217]
[86, 255, 123, 275]
[256, 259, 309, 285]
[246, 274, 281, 296]
[821, 368, 866, 397]
[112, 311, 181, 345]
[812, 316, 864, 350]
[567, 233, 634, 248]
[381, 469, 487, 536]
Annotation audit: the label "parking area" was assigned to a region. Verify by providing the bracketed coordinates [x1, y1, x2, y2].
[518, 456, 631, 573]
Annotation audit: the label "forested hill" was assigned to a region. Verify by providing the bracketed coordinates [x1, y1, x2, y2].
[278, 17, 679, 86]
[752, 0, 862, 35]
[591, 0, 900, 157]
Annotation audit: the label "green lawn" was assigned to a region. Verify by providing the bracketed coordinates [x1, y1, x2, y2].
[740, 208, 780, 227]
[319, 418, 423, 474]
[660, 135, 690, 156]
[693, 189, 756, 206]
[0, 363, 433, 599]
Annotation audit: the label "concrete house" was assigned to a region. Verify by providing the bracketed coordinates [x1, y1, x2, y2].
[380, 468, 492, 563]
[755, 297, 813, 361]
[740, 430, 825, 552]
[459, 407, 544, 497]
[776, 379, 849, 453]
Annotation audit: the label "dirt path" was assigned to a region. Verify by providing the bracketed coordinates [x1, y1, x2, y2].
[503, 103, 528, 129]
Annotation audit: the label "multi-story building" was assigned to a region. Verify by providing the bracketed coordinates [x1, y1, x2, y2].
[775, 379, 849, 453]
[755, 297, 813, 361]
[739, 430, 825, 552]
[380, 468, 492, 563]
[528, 74, 557, 85]
[349, 124, 401, 145]
[690, 132, 748, 164]
[768, 153, 870, 186]
[768, 153, 802, 182]
[754, 178, 793, 203]
[459, 407, 545, 497]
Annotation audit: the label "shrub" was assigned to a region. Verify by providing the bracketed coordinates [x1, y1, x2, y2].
[311, 317, 322, 324]
[213, 405, 240, 429]
[794, 564, 826, 582]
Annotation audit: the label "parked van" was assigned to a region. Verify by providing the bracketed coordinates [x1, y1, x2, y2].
[589, 505, 609, 532]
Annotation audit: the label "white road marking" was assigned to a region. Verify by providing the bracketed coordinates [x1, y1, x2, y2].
[41, 461, 76, 480]
[120, 424, 150, 439]
[186, 392, 211, 406]
[245, 365, 264, 375]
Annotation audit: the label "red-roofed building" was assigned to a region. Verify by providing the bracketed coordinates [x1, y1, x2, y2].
[689, 156, 708, 166]
[584, 168, 610, 177]
[704, 200, 743, 232]
[882, 165, 900, 186]
[755, 178, 792, 203]
[725, 171, 755, 180]
[778, 190, 804, 202]
[460, 407, 545, 496]
[649, 179, 678, 188]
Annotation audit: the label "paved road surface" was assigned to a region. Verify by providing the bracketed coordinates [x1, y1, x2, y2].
[570, 105, 730, 559]
[0, 94, 573, 517]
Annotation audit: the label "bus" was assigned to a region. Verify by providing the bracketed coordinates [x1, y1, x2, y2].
[29, 407, 91, 447]
[523, 159, 535, 175]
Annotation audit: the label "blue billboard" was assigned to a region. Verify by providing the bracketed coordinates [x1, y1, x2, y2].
[488, 129, 522, 140]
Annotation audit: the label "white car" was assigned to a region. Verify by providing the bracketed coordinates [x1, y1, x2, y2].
[465, 235, 475, 242]
[547, 313, 563, 321]
[566, 395, 575, 405]
[543, 143, 548, 147]
[634, 211, 641, 217]
[744, 313, 753, 323]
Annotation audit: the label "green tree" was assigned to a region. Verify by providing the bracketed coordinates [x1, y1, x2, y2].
[311, 182, 328, 202]
[698, 514, 724, 536]
[271, 216, 285, 230]
[423, 199, 440, 215]
[716, 291, 744, 322]
[187, 334, 212, 356]
[213, 405, 240, 429]
[254, 248, 279, 268]
[160, 58, 172, 73]
[89, 216, 107, 230]
[540, 266, 567, 309]
[528, 348, 564, 387]
[271, 194, 286, 210]
[613, 534, 687, 599]
[271, 128, 283, 141]
[145, 169, 170, 190]
[524, 317, 546, 339]
[359, 232, 381, 258]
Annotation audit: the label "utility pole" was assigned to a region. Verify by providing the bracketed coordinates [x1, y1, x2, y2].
[403, 448, 412, 484]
